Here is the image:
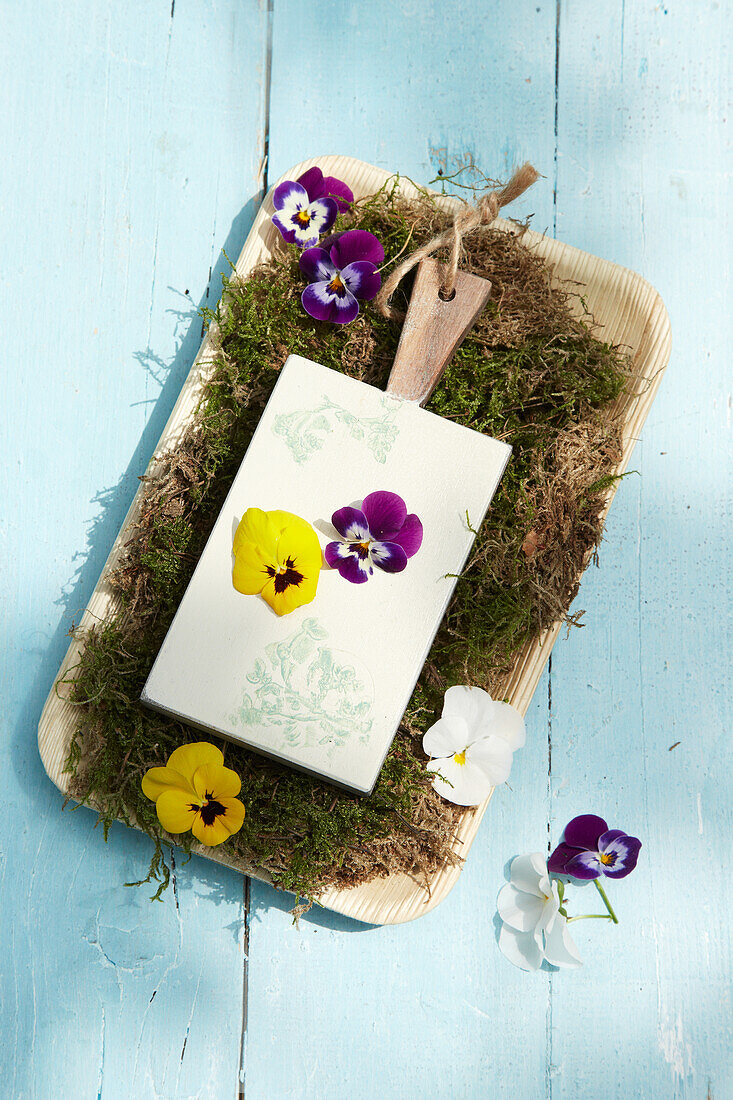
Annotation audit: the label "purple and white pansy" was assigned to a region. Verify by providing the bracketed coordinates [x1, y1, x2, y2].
[271, 167, 354, 249]
[325, 490, 423, 584]
[547, 814, 642, 880]
[299, 230, 384, 324]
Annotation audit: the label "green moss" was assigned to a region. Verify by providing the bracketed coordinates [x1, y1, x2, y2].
[64, 182, 628, 902]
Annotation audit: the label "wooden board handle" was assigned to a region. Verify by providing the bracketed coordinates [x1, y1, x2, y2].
[386, 258, 491, 404]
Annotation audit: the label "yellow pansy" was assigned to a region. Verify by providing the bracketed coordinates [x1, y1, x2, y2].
[141, 741, 245, 846]
[232, 507, 322, 616]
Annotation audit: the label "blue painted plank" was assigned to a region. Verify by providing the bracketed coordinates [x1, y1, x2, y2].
[267, 0, 559, 224]
[546, 2, 732, 1097]
[1, 1, 267, 1095]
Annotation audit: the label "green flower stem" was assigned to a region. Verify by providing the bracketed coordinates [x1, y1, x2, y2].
[594, 879, 619, 924]
[567, 914, 613, 923]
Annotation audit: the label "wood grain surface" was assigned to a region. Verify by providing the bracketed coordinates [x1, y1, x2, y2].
[386, 258, 492, 403]
[3, 2, 731, 1098]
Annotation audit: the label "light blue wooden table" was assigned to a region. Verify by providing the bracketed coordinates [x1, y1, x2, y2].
[3, 3, 731, 1097]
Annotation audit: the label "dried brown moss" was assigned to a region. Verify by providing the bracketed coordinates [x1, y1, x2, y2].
[63, 179, 629, 902]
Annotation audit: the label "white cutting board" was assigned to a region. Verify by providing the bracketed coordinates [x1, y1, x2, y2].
[142, 354, 510, 793]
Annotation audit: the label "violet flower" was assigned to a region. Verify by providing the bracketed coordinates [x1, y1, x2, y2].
[548, 814, 642, 880]
[271, 166, 353, 248]
[325, 490, 423, 584]
[299, 230, 384, 324]
[296, 166, 354, 212]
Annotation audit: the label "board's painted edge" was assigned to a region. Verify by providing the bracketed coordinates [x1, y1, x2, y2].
[38, 154, 672, 925]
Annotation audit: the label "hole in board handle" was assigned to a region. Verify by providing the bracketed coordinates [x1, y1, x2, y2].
[438, 286, 456, 302]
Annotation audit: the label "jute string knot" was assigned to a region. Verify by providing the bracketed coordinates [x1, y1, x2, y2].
[375, 162, 540, 321]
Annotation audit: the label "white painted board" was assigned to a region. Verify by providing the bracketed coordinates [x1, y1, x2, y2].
[141, 356, 511, 793]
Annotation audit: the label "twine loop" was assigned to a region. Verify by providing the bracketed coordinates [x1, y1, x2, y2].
[375, 162, 540, 321]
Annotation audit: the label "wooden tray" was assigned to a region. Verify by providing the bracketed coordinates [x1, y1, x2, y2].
[38, 155, 671, 925]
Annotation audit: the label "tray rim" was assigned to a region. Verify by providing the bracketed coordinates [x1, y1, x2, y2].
[38, 154, 672, 925]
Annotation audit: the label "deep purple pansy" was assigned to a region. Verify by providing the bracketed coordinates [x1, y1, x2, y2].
[548, 814, 642, 881]
[271, 167, 353, 248]
[299, 230, 384, 324]
[325, 490, 423, 584]
[296, 166, 354, 212]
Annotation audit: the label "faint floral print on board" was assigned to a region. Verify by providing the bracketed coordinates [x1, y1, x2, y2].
[230, 618, 374, 755]
[272, 394, 400, 464]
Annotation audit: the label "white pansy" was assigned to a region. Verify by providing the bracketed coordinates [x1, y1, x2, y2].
[422, 685, 526, 806]
[497, 853, 583, 971]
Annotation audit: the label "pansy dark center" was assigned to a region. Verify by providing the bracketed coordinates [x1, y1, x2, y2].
[600, 851, 616, 866]
[354, 540, 371, 559]
[327, 273, 346, 296]
[294, 209, 312, 227]
[266, 557, 304, 593]
[190, 793, 226, 827]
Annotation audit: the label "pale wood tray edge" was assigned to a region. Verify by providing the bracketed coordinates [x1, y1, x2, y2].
[38, 154, 672, 925]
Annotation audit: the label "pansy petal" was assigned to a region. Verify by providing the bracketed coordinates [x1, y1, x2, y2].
[302, 283, 359, 324]
[547, 842, 578, 875]
[141, 767, 194, 802]
[221, 796, 246, 831]
[191, 814, 233, 847]
[563, 814, 608, 850]
[483, 700, 526, 750]
[284, 198, 337, 249]
[390, 514, 423, 558]
[233, 542, 272, 595]
[192, 762, 241, 801]
[498, 925, 544, 971]
[276, 523, 322, 573]
[340, 261, 381, 301]
[267, 510, 315, 538]
[535, 890, 559, 937]
[509, 853, 548, 896]
[598, 828, 628, 846]
[466, 734, 513, 785]
[273, 575, 318, 614]
[320, 175, 354, 210]
[259, 546, 318, 612]
[299, 247, 337, 283]
[422, 715, 470, 759]
[291, 227, 321, 249]
[497, 883, 546, 932]
[166, 742, 224, 784]
[538, 870, 554, 901]
[272, 180, 308, 211]
[542, 917, 583, 969]
[329, 228, 385, 269]
[427, 757, 493, 806]
[271, 211, 297, 244]
[442, 685, 492, 738]
[336, 552, 371, 584]
[155, 788, 198, 835]
[307, 197, 337, 235]
[296, 166, 324, 200]
[565, 850, 603, 880]
[325, 540, 349, 568]
[297, 168, 354, 211]
[599, 836, 642, 878]
[259, 576, 300, 614]
[331, 506, 370, 541]
[370, 540, 407, 573]
[362, 490, 407, 541]
[234, 508, 278, 557]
